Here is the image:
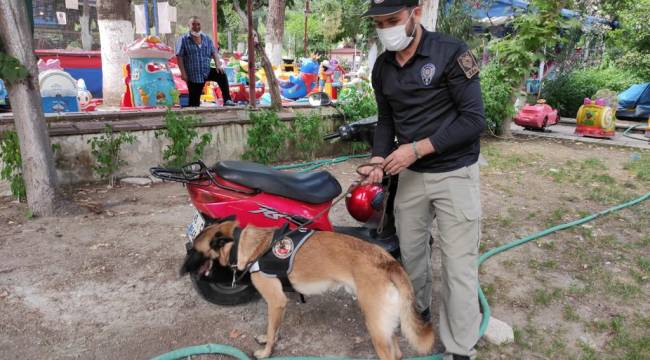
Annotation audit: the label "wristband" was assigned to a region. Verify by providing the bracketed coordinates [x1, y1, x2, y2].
[412, 141, 421, 159]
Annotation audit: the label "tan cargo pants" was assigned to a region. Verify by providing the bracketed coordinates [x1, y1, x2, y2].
[394, 161, 482, 357]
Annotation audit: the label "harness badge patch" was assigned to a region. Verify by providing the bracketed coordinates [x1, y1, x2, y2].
[421, 63, 436, 86]
[457, 50, 479, 79]
[273, 237, 294, 259]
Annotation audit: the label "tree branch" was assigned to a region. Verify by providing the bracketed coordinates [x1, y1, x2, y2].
[232, 0, 283, 111]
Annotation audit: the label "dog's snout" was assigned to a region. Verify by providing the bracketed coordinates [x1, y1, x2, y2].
[180, 248, 209, 276]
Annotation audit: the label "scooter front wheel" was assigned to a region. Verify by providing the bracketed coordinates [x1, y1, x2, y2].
[190, 267, 258, 306]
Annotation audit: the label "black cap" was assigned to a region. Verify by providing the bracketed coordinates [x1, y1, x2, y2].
[361, 0, 419, 18]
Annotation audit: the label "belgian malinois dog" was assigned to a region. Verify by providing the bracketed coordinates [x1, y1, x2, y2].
[181, 221, 434, 360]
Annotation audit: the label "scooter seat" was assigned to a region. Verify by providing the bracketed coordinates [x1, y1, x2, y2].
[214, 160, 342, 204]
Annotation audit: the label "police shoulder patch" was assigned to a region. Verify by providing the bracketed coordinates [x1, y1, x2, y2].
[457, 50, 479, 79]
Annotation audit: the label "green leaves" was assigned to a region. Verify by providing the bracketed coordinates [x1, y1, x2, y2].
[242, 110, 290, 164]
[88, 124, 136, 186]
[0, 131, 26, 201]
[155, 111, 212, 168]
[480, 64, 516, 133]
[291, 111, 323, 160]
[338, 81, 377, 122]
[0, 52, 28, 84]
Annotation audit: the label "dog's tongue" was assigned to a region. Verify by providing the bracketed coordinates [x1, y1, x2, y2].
[198, 259, 213, 276]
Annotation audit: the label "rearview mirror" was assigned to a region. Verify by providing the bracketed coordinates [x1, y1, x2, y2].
[308, 92, 332, 107]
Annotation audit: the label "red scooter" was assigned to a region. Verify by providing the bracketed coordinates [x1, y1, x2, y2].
[150, 98, 398, 305]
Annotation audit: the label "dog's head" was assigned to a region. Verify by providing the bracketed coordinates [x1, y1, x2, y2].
[179, 219, 240, 276]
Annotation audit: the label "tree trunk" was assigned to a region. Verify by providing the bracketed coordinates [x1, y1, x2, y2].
[499, 91, 518, 137]
[97, 0, 133, 107]
[264, 0, 285, 67]
[233, 0, 282, 111]
[80, 0, 92, 50]
[420, 0, 439, 31]
[0, 1, 58, 216]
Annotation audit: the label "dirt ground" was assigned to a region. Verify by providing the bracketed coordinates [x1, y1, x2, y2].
[1, 136, 648, 360]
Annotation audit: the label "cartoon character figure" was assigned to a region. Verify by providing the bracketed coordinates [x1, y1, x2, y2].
[156, 91, 167, 104]
[278, 58, 319, 100]
[138, 88, 149, 105]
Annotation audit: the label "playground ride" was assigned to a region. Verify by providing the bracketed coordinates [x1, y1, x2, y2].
[575, 90, 618, 139]
[121, 36, 180, 109]
[278, 58, 320, 100]
[616, 82, 650, 120]
[38, 59, 80, 113]
[513, 99, 559, 130]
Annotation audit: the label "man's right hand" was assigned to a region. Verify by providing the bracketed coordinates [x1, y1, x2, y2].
[359, 156, 385, 184]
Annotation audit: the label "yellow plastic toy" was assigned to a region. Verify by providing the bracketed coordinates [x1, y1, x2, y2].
[646, 115, 650, 139]
[200, 82, 217, 103]
[575, 89, 617, 139]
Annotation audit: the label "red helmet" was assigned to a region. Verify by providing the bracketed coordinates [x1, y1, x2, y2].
[346, 184, 385, 223]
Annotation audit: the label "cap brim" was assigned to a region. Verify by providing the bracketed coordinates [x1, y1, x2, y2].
[361, 6, 406, 18]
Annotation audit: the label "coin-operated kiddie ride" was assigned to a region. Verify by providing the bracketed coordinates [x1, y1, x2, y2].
[121, 36, 179, 109]
[575, 90, 618, 139]
[38, 59, 79, 113]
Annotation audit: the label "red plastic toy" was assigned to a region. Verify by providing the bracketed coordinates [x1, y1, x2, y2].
[513, 100, 559, 130]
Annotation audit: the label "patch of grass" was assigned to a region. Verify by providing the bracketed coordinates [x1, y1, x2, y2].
[546, 207, 568, 227]
[605, 280, 641, 300]
[578, 340, 598, 360]
[641, 236, 650, 247]
[562, 304, 580, 322]
[533, 287, 563, 306]
[547, 158, 630, 204]
[528, 259, 558, 270]
[637, 256, 650, 274]
[623, 151, 650, 182]
[605, 315, 650, 359]
[482, 145, 537, 172]
[501, 259, 516, 269]
[497, 215, 513, 227]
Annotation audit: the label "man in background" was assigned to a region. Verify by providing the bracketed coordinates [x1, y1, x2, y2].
[176, 16, 234, 107]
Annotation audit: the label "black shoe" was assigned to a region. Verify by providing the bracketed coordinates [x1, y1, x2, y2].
[452, 355, 470, 360]
[420, 307, 431, 322]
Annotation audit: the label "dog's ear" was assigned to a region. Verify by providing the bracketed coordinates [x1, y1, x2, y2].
[214, 220, 239, 239]
[236, 226, 274, 270]
[192, 224, 225, 253]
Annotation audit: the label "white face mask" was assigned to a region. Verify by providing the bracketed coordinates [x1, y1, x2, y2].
[376, 10, 416, 52]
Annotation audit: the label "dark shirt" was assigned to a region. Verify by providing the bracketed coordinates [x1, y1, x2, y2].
[175, 32, 216, 83]
[371, 28, 486, 173]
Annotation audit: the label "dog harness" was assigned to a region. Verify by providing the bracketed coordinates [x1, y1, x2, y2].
[250, 226, 315, 278]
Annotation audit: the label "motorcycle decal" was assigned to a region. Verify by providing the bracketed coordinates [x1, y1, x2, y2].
[272, 237, 294, 259]
[249, 205, 302, 225]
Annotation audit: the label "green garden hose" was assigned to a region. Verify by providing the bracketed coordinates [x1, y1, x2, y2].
[623, 123, 649, 142]
[273, 153, 371, 173]
[152, 155, 650, 360]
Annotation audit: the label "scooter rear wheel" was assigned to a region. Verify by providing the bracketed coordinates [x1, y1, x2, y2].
[190, 268, 258, 306]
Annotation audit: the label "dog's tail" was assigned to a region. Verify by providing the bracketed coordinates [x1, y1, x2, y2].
[388, 261, 435, 354]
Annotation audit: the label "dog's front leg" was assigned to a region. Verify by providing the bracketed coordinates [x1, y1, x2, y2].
[251, 273, 287, 359]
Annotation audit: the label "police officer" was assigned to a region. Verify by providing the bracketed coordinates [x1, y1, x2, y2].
[361, 1, 486, 359]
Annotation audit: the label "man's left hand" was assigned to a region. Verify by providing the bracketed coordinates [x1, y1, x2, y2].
[384, 144, 417, 175]
[215, 66, 225, 74]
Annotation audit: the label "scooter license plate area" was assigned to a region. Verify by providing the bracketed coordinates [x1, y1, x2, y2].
[186, 210, 206, 241]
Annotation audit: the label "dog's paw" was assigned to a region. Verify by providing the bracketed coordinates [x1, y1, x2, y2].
[254, 348, 271, 359]
[254, 334, 267, 345]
